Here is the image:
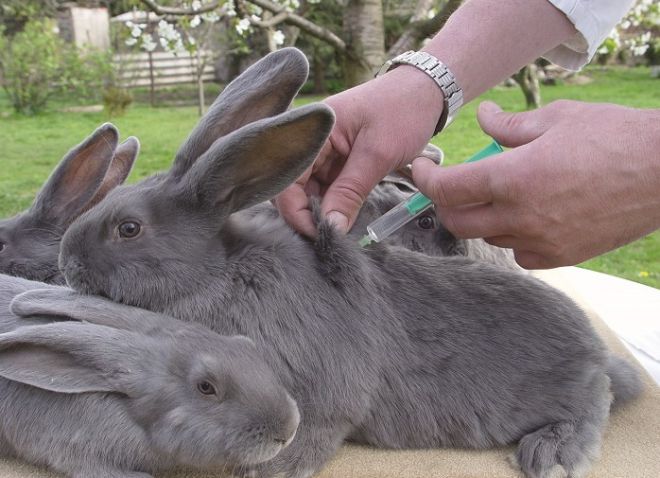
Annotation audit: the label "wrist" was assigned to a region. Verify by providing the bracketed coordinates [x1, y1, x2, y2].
[374, 64, 446, 139]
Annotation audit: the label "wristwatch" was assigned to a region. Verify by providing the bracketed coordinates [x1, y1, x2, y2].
[377, 50, 463, 135]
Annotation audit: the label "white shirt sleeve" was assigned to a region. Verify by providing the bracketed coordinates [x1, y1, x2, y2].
[544, 0, 636, 70]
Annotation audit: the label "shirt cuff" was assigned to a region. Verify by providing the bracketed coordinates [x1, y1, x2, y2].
[544, 0, 636, 71]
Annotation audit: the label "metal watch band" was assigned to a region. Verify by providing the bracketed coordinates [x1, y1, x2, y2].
[377, 50, 463, 135]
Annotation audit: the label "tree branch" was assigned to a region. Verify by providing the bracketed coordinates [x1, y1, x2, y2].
[139, 0, 221, 16]
[139, 0, 355, 61]
[388, 0, 463, 57]
[247, 11, 289, 28]
[247, 0, 347, 53]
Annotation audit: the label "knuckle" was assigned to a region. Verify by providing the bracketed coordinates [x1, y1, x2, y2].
[330, 176, 369, 209]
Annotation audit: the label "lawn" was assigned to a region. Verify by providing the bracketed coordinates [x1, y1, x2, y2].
[0, 66, 658, 288]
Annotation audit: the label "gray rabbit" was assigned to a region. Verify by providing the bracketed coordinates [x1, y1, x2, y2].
[0, 124, 138, 284]
[58, 48, 641, 478]
[0, 275, 299, 478]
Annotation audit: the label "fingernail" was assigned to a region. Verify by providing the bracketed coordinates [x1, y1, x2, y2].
[479, 101, 502, 114]
[412, 157, 432, 169]
[326, 211, 349, 233]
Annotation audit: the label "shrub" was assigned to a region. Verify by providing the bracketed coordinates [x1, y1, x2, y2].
[0, 19, 114, 114]
[103, 87, 133, 117]
[0, 20, 63, 114]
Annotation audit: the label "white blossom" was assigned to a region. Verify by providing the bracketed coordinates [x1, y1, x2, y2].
[236, 18, 251, 35]
[202, 11, 220, 23]
[190, 15, 201, 28]
[632, 44, 649, 56]
[125, 37, 138, 46]
[192, 0, 202, 11]
[131, 25, 142, 38]
[273, 30, 285, 46]
[141, 34, 157, 52]
[158, 20, 180, 42]
[224, 1, 237, 17]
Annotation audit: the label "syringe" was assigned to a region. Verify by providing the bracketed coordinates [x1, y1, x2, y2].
[358, 140, 503, 247]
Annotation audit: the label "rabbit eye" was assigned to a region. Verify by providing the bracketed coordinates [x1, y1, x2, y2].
[118, 221, 141, 238]
[417, 215, 436, 230]
[197, 380, 216, 395]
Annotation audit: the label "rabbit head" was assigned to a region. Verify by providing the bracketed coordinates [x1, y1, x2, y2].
[0, 124, 138, 284]
[59, 48, 334, 305]
[6, 288, 300, 469]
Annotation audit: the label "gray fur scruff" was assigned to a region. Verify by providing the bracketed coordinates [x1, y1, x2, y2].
[0, 125, 138, 284]
[0, 275, 299, 478]
[58, 48, 641, 478]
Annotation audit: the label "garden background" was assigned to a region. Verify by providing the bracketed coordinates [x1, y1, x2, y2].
[1, 0, 658, 287]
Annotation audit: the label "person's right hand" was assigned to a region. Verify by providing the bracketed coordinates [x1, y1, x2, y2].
[412, 100, 660, 269]
[275, 66, 445, 237]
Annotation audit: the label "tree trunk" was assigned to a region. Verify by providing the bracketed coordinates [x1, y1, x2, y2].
[342, 0, 385, 86]
[196, 49, 205, 116]
[263, 11, 278, 52]
[513, 64, 541, 109]
[312, 49, 327, 94]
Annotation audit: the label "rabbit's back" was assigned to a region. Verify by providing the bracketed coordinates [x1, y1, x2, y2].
[354, 247, 609, 448]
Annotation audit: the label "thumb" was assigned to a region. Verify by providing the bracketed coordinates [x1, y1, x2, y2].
[477, 101, 552, 147]
[321, 153, 390, 234]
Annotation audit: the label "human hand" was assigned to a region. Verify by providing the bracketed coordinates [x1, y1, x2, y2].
[275, 66, 444, 237]
[412, 100, 660, 269]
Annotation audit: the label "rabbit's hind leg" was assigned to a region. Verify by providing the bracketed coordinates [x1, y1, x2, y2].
[511, 374, 611, 478]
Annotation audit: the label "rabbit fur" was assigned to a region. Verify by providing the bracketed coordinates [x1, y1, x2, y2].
[0, 124, 138, 284]
[0, 274, 299, 478]
[58, 48, 641, 478]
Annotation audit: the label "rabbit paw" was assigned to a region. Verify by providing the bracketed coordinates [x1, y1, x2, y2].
[513, 421, 599, 478]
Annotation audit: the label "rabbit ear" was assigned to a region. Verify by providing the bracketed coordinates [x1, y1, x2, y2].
[175, 103, 334, 216]
[86, 136, 139, 210]
[170, 47, 309, 178]
[11, 288, 179, 335]
[0, 322, 139, 394]
[30, 123, 119, 226]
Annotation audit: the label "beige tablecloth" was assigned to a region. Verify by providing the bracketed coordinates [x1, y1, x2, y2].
[1, 269, 658, 478]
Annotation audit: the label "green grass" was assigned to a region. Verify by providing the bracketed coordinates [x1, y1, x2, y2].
[0, 66, 658, 288]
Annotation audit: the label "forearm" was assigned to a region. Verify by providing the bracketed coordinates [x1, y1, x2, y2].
[424, 0, 576, 103]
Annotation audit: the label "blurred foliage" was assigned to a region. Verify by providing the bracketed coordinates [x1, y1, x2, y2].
[103, 86, 133, 117]
[0, 19, 114, 114]
[0, 0, 60, 36]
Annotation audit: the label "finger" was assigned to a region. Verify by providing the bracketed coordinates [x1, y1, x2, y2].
[436, 203, 511, 239]
[412, 156, 497, 208]
[477, 101, 553, 148]
[483, 234, 522, 249]
[320, 149, 391, 234]
[513, 250, 558, 270]
[275, 183, 317, 238]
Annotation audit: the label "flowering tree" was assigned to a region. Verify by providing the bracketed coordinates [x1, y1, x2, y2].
[134, 0, 464, 87]
[125, 1, 222, 114]
[598, 0, 659, 63]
